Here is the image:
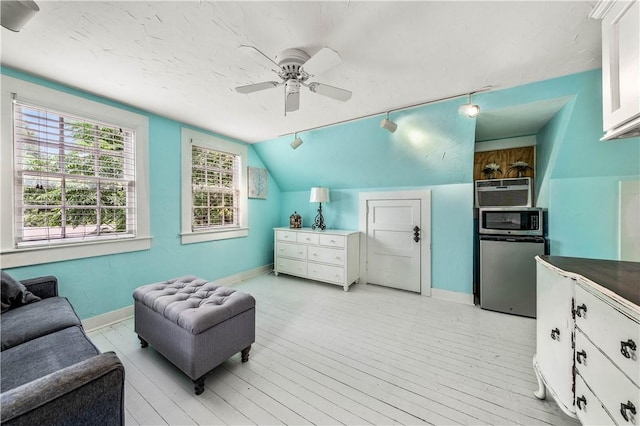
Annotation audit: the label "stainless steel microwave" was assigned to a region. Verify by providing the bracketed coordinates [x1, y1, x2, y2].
[479, 207, 544, 236]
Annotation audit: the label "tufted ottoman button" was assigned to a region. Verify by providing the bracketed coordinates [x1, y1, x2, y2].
[133, 275, 255, 395]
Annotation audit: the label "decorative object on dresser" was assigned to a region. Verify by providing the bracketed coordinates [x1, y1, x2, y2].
[289, 211, 302, 228]
[310, 187, 330, 230]
[274, 227, 359, 291]
[533, 255, 640, 425]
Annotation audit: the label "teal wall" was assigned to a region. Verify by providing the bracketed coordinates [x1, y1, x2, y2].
[4, 66, 638, 317]
[256, 68, 639, 293]
[2, 67, 282, 319]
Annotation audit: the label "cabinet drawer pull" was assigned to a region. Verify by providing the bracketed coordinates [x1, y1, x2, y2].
[621, 339, 637, 359]
[550, 328, 560, 340]
[621, 401, 636, 422]
[575, 303, 587, 317]
[576, 395, 587, 410]
[576, 349, 587, 364]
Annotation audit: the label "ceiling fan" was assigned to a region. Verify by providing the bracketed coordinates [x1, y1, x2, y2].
[235, 45, 352, 114]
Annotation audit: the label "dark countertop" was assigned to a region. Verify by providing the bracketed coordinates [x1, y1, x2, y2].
[540, 256, 640, 307]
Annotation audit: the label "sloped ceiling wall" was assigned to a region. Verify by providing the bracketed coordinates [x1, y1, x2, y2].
[254, 99, 478, 192]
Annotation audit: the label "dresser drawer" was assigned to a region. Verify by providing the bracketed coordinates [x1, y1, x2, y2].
[575, 374, 615, 426]
[276, 230, 297, 242]
[276, 258, 307, 276]
[575, 329, 640, 425]
[297, 232, 319, 245]
[308, 263, 344, 284]
[575, 283, 640, 386]
[320, 234, 345, 248]
[277, 242, 307, 260]
[308, 246, 345, 266]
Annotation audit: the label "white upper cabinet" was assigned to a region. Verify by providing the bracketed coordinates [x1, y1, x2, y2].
[592, 0, 640, 140]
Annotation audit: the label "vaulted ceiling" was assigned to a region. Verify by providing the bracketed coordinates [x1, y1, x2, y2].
[1, 1, 602, 143]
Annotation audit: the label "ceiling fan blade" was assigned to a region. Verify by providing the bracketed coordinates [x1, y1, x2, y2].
[308, 82, 352, 102]
[300, 47, 342, 76]
[284, 80, 301, 113]
[235, 81, 279, 94]
[238, 44, 280, 72]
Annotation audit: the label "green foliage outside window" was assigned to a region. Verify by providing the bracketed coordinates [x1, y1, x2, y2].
[20, 119, 130, 236]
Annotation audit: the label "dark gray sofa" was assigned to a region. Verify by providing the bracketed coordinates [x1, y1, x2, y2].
[0, 273, 125, 425]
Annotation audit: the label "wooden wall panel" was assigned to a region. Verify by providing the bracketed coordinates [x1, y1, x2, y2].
[473, 146, 535, 181]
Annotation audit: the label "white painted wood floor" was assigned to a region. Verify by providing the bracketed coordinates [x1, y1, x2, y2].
[88, 273, 578, 426]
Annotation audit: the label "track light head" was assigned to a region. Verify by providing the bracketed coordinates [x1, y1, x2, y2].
[380, 113, 398, 133]
[459, 103, 480, 118]
[290, 135, 303, 150]
[459, 94, 480, 118]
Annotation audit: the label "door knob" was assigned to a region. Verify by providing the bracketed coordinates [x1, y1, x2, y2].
[413, 226, 420, 242]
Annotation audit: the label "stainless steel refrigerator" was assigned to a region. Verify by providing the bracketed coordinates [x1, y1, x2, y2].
[479, 235, 545, 318]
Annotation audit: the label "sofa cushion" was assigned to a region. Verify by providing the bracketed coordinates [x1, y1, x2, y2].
[1, 326, 100, 392]
[1, 271, 40, 313]
[1, 297, 82, 351]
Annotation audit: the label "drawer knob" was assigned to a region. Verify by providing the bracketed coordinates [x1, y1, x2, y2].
[576, 395, 587, 410]
[620, 339, 637, 359]
[550, 328, 560, 341]
[620, 401, 636, 422]
[575, 303, 587, 317]
[576, 349, 587, 364]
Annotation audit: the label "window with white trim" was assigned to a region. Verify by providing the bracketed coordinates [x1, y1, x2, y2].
[1, 75, 151, 268]
[14, 101, 136, 246]
[181, 128, 248, 244]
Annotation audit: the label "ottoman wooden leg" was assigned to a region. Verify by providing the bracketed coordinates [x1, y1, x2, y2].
[138, 335, 148, 348]
[241, 345, 251, 362]
[193, 376, 205, 395]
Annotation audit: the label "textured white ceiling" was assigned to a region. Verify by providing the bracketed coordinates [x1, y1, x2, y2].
[1, 1, 602, 143]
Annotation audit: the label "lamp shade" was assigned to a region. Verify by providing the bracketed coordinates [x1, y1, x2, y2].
[1, 1, 39, 32]
[310, 187, 330, 203]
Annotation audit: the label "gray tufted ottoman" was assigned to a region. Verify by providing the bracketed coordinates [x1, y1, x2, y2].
[133, 276, 255, 395]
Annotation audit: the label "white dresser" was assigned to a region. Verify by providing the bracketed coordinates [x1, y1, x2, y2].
[534, 256, 640, 425]
[273, 227, 360, 291]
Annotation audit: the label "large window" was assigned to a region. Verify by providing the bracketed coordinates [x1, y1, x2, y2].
[14, 102, 135, 245]
[1, 75, 150, 268]
[181, 128, 247, 244]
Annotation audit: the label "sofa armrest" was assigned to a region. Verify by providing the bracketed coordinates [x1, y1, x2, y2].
[20, 276, 58, 299]
[1, 352, 124, 425]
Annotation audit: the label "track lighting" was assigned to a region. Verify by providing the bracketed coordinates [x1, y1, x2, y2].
[283, 85, 492, 144]
[290, 133, 303, 150]
[459, 94, 480, 118]
[380, 112, 398, 133]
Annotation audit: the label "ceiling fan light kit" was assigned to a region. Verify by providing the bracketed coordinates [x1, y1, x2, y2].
[1, 0, 39, 32]
[235, 45, 352, 114]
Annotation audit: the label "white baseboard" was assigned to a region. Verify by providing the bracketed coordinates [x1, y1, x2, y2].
[82, 264, 274, 332]
[430, 288, 475, 306]
[82, 305, 134, 332]
[214, 263, 273, 287]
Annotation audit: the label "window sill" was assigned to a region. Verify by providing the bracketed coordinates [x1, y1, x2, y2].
[0, 236, 152, 268]
[181, 227, 248, 244]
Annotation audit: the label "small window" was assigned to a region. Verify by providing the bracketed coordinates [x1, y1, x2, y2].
[191, 145, 239, 230]
[14, 101, 136, 246]
[181, 128, 248, 244]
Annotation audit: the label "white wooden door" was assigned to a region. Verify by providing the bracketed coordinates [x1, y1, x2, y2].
[366, 199, 421, 292]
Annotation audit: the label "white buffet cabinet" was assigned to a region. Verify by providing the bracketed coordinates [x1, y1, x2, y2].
[534, 255, 640, 425]
[274, 228, 360, 291]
